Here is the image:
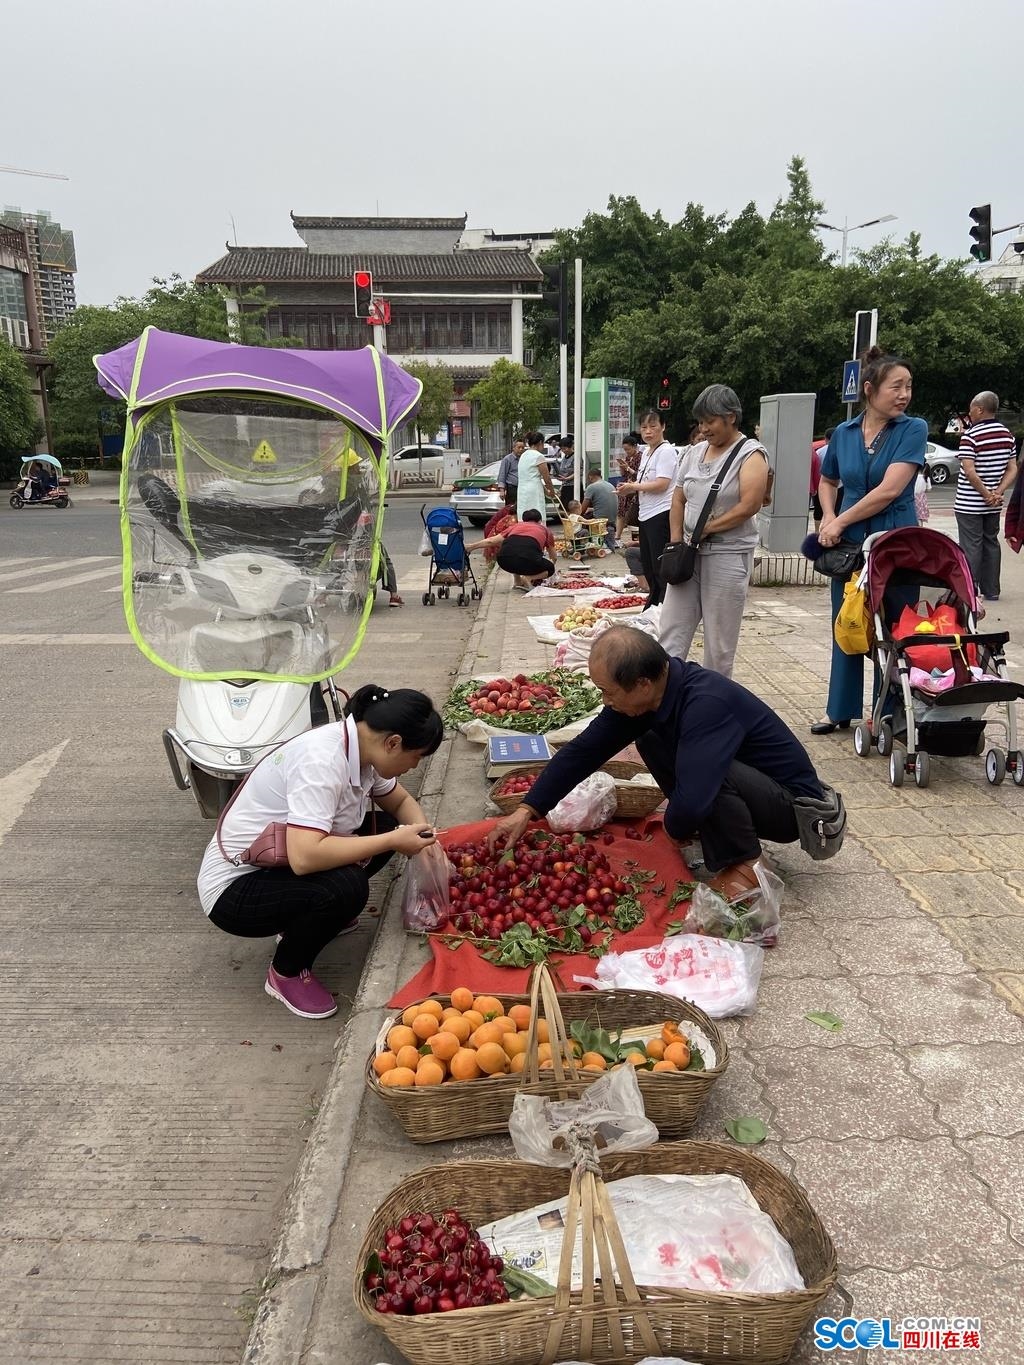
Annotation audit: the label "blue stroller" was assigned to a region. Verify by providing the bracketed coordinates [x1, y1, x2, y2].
[420, 505, 480, 606]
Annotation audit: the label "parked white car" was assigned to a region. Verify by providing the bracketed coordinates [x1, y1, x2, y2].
[924, 441, 960, 486]
[389, 444, 470, 482]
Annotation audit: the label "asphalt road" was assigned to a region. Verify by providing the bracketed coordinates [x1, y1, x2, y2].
[0, 494, 474, 1362]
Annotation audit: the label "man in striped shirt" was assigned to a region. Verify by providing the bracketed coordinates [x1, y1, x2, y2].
[954, 391, 1018, 602]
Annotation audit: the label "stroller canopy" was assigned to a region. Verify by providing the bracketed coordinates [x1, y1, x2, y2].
[866, 527, 977, 615]
[94, 327, 422, 446]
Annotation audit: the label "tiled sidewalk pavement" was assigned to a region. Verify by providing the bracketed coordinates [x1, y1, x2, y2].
[249, 559, 1024, 1365]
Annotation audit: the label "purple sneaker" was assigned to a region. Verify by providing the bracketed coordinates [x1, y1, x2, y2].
[264, 965, 338, 1019]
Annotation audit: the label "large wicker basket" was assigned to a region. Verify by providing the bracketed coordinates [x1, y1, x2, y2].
[366, 973, 728, 1144]
[354, 1140, 838, 1365]
[489, 770, 662, 820]
[489, 763, 548, 815]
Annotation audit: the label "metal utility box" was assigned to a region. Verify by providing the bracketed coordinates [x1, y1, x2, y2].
[442, 451, 468, 486]
[756, 393, 816, 553]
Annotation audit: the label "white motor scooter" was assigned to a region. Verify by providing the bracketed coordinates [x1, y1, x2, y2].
[95, 327, 423, 818]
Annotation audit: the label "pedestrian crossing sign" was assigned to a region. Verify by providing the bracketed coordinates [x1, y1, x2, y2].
[251, 440, 279, 465]
[842, 360, 861, 404]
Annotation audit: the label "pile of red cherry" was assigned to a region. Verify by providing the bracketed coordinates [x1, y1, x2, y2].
[594, 594, 647, 609]
[365, 1208, 508, 1315]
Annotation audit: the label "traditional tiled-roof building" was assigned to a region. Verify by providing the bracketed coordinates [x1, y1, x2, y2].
[196, 215, 545, 457]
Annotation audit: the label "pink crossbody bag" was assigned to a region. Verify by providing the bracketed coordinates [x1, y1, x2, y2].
[216, 707, 368, 870]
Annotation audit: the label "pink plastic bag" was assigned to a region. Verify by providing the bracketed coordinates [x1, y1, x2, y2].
[401, 841, 454, 932]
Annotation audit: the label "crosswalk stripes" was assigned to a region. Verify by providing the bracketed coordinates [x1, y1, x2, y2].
[0, 556, 120, 594]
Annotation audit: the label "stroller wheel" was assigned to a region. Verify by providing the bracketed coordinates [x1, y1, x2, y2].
[913, 751, 931, 789]
[1010, 751, 1024, 786]
[975, 732, 987, 757]
[471, 587, 481, 600]
[457, 593, 467, 606]
[985, 748, 1006, 785]
[888, 750, 905, 787]
[422, 592, 431, 606]
[853, 723, 873, 758]
[876, 722, 894, 758]
[429, 592, 436, 605]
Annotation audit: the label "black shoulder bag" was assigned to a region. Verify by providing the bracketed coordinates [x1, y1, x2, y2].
[659, 437, 747, 586]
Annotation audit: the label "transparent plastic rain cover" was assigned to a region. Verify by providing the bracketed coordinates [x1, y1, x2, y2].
[124, 396, 382, 681]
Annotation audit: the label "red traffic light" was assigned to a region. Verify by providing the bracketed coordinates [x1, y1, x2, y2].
[657, 375, 672, 411]
[353, 270, 374, 317]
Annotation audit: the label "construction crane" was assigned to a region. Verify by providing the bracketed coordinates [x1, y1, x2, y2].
[0, 165, 69, 180]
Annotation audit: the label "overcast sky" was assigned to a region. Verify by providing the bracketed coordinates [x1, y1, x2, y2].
[4, 0, 1020, 305]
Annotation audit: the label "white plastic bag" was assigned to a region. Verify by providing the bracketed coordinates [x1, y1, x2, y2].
[682, 860, 783, 948]
[587, 934, 764, 1017]
[546, 770, 618, 832]
[509, 1064, 658, 1166]
[480, 1172, 804, 1294]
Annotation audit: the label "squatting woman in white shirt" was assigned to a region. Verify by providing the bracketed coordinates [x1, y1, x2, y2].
[198, 686, 442, 1020]
[615, 409, 679, 605]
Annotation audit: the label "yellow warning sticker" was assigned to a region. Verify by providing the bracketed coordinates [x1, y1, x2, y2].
[251, 440, 279, 465]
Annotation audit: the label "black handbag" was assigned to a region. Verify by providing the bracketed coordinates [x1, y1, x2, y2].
[813, 541, 864, 579]
[659, 437, 747, 586]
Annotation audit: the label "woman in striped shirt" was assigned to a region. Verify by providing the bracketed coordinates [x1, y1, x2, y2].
[954, 392, 1019, 603]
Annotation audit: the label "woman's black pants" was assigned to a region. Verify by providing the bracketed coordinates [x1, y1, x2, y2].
[208, 812, 397, 974]
[638, 510, 672, 606]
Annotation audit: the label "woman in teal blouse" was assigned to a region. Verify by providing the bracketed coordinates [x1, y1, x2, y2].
[811, 347, 927, 734]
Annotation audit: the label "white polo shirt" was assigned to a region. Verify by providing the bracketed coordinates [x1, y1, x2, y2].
[197, 718, 397, 913]
[636, 441, 679, 520]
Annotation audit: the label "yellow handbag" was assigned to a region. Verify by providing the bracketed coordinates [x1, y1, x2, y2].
[834, 572, 872, 655]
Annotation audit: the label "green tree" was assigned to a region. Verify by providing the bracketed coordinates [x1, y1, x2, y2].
[47, 275, 282, 452]
[0, 337, 44, 478]
[467, 359, 546, 441]
[401, 361, 454, 445]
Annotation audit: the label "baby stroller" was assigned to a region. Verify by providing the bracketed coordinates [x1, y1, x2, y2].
[420, 504, 480, 606]
[852, 526, 1024, 788]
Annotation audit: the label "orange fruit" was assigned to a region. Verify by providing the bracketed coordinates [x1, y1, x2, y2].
[440, 1007, 463, 1021]
[380, 1067, 416, 1087]
[662, 1020, 683, 1044]
[580, 1052, 607, 1071]
[539, 1057, 554, 1069]
[386, 1025, 418, 1053]
[462, 1010, 484, 1032]
[470, 1021, 505, 1049]
[411, 1014, 440, 1040]
[450, 987, 475, 1012]
[537, 1042, 552, 1063]
[626, 1051, 648, 1067]
[645, 1039, 666, 1061]
[395, 1045, 421, 1071]
[476, 1041, 508, 1075]
[664, 1040, 691, 1069]
[372, 1051, 398, 1077]
[473, 995, 504, 1019]
[502, 1033, 528, 1058]
[508, 1004, 532, 1031]
[493, 1016, 517, 1035]
[439, 1015, 472, 1044]
[652, 1059, 679, 1073]
[426, 1031, 460, 1064]
[417, 999, 445, 1020]
[449, 1048, 481, 1081]
[535, 1019, 550, 1044]
[415, 1059, 446, 1086]
[509, 1052, 527, 1074]
[401, 1004, 421, 1027]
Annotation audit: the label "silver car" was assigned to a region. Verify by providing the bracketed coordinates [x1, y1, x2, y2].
[924, 441, 960, 486]
[449, 460, 562, 526]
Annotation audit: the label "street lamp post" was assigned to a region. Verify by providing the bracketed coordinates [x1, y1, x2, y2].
[816, 213, 898, 266]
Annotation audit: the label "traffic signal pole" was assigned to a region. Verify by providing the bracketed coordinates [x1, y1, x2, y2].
[573, 257, 583, 503]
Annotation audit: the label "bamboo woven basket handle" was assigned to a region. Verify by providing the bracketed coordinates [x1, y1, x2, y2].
[521, 963, 578, 1093]
[540, 1132, 661, 1365]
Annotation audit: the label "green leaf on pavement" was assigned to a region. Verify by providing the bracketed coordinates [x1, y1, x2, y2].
[805, 1010, 843, 1032]
[724, 1116, 768, 1145]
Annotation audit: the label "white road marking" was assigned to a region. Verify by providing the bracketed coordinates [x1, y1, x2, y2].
[0, 741, 69, 842]
[7, 565, 122, 593]
[0, 555, 117, 585]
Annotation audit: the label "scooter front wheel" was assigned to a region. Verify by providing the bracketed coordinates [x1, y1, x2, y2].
[9, 493, 24, 509]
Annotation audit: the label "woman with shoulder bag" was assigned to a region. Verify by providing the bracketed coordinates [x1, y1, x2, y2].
[811, 346, 926, 735]
[197, 686, 443, 1019]
[659, 384, 769, 678]
[615, 410, 679, 605]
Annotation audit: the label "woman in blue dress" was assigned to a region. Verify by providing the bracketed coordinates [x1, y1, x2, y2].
[811, 347, 927, 735]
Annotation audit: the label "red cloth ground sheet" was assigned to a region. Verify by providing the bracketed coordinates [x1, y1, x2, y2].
[387, 816, 692, 1007]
